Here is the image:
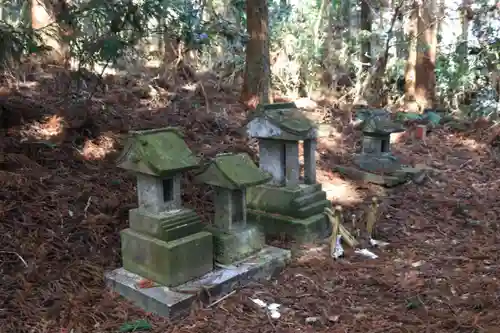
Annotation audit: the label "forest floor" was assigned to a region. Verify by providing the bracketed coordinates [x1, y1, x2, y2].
[1, 65, 500, 333]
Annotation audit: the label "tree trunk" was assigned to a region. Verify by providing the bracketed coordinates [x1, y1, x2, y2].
[414, 0, 438, 110]
[404, 0, 418, 109]
[241, 0, 272, 108]
[31, 0, 68, 65]
[360, 0, 372, 72]
[459, 0, 471, 64]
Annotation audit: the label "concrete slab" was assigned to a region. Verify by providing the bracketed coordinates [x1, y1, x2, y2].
[105, 246, 291, 319]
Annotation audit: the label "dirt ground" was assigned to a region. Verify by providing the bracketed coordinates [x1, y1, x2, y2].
[1, 66, 500, 333]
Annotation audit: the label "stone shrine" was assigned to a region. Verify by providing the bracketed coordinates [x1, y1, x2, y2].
[353, 111, 406, 173]
[113, 128, 213, 287]
[105, 127, 291, 319]
[335, 109, 424, 187]
[245, 102, 330, 243]
[195, 153, 272, 264]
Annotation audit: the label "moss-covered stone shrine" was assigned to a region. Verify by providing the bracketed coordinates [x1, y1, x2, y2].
[105, 127, 291, 319]
[195, 153, 272, 264]
[115, 128, 213, 287]
[245, 103, 330, 243]
[353, 109, 406, 173]
[335, 109, 424, 187]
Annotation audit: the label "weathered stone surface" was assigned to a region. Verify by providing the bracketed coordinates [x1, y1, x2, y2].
[284, 141, 300, 186]
[247, 209, 329, 243]
[259, 139, 286, 185]
[211, 187, 246, 230]
[121, 229, 213, 287]
[136, 173, 182, 213]
[129, 208, 203, 241]
[334, 165, 408, 187]
[116, 127, 200, 176]
[246, 103, 318, 141]
[247, 183, 328, 217]
[303, 139, 317, 184]
[208, 224, 265, 264]
[195, 153, 272, 190]
[105, 246, 291, 319]
[353, 154, 403, 173]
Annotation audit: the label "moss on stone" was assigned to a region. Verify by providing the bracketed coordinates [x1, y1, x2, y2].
[250, 103, 317, 136]
[117, 127, 199, 176]
[195, 153, 272, 189]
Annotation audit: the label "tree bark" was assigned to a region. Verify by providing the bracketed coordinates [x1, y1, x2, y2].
[404, 0, 418, 108]
[241, 0, 272, 108]
[31, 0, 69, 65]
[414, 0, 438, 110]
[360, 0, 372, 72]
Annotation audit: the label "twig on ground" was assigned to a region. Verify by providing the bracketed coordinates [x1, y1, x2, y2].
[0, 251, 28, 267]
[206, 290, 236, 308]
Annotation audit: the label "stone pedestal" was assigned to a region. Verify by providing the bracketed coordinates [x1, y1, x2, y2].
[106, 246, 291, 319]
[209, 224, 266, 264]
[121, 208, 213, 287]
[247, 183, 330, 243]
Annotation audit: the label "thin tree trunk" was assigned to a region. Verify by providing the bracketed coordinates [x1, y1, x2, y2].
[414, 0, 438, 110]
[459, 0, 471, 64]
[404, 0, 418, 108]
[241, 0, 272, 108]
[360, 0, 372, 72]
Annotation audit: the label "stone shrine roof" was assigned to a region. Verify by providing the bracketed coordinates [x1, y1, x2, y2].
[362, 117, 405, 135]
[195, 153, 272, 190]
[116, 127, 200, 176]
[246, 102, 317, 140]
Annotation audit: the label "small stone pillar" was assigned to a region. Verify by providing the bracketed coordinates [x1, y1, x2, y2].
[303, 139, 317, 184]
[115, 127, 213, 287]
[244, 103, 330, 243]
[195, 153, 272, 264]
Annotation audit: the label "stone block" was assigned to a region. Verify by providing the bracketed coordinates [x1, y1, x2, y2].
[353, 154, 403, 173]
[129, 208, 203, 241]
[303, 139, 317, 184]
[248, 209, 329, 243]
[259, 139, 285, 185]
[284, 141, 299, 186]
[246, 183, 324, 217]
[105, 246, 291, 319]
[121, 229, 213, 287]
[136, 173, 182, 213]
[208, 224, 265, 265]
[213, 187, 246, 230]
[334, 165, 408, 187]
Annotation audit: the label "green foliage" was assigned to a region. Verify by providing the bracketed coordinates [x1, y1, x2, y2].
[0, 0, 497, 120]
[0, 0, 43, 68]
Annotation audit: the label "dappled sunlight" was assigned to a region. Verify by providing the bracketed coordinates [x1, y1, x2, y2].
[19, 114, 64, 142]
[181, 83, 199, 91]
[321, 177, 363, 205]
[457, 136, 489, 151]
[77, 133, 118, 161]
[295, 244, 329, 264]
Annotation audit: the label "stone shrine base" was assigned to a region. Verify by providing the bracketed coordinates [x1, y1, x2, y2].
[248, 209, 329, 243]
[334, 165, 425, 187]
[105, 246, 291, 319]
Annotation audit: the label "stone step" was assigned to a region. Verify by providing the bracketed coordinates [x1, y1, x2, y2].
[297, 199, 331, 218]
[160, 210, 199, 228]
[160, 220, 204, 242]
[293, 190, 327, 207]
[297, 183, 322, 196]
[160, 213, 203, 241]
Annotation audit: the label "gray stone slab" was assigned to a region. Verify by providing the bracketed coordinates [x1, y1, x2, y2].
[105, 246, 291, 319]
